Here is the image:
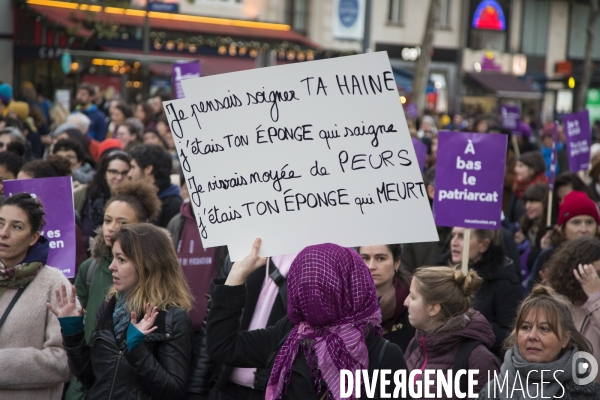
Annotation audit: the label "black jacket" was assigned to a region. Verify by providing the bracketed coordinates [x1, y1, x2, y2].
[154, 182, 183, 228]
[206, 280, 409, 400]
[382, 309, 414, 353]
[62, 296, 193, 400]
[470, 246, 523, 355]
[214, 264, 287, 391]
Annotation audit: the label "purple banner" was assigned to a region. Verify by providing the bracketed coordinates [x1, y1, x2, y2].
[412, 137, 428, 172]
[500, 105, 520, 130]
[172, 60, 201, 100]
[563, 110, 592, 172]
[4, 177, 76, 278]
[549, 122, 559, 190]
[433, 131, 507, 229]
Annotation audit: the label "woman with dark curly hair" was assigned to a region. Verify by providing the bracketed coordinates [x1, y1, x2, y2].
[545, 236, 600, 382]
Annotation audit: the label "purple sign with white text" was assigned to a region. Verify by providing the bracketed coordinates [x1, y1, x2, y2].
[500, 105, 520, 130]
[412, 137, 428, 172]
[4, 177, 76, 278]
[563, 110, 592, 172]
[172, 60, 201, 100]
[433, 131, 507, 229]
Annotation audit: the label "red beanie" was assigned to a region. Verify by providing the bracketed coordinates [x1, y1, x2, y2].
[97, 138, 124, 158]
[557, 190, 600, 226]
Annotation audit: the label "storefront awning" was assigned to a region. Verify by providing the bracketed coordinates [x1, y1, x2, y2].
[391, 66, 435, 94]
[26, 0, 318, 48]
[466, 72, 543, 99]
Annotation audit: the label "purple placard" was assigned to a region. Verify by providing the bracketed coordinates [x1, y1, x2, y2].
[172, 60, 201, 100]
[563, 110, 592, 172]
[500, 105, 520, 130]
[433, 131, 507, 229]
[412, 137, 428, 171]
[549, 122, 559, 190]
[3, 177, 76, 278]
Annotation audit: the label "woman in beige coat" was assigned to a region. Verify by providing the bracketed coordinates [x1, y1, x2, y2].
[546, 236, 600, 383]
[0, 193, 71, 399]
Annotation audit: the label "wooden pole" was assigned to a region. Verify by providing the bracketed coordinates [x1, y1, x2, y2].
[547, 190, 554, 227]
[461, 228, 471, 275]
[511, 135, 520, 158]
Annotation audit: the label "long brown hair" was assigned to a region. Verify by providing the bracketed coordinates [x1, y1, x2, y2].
[504, 285, 591, 354]
[107, 223, 193, 314]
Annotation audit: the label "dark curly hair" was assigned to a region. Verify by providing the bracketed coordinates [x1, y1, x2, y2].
[0, 151, 24, 177]
[105, 179, 161, 222]
[53, 138, 85, 164]
[0, 192, 46, 233]
[20, 155, 71, 178]
[129, 144, 172, 184]
[545, 236, 600, 304]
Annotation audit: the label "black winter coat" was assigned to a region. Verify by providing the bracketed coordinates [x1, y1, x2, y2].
[206, 280, 409, 400]
[471, 246, 523, 356]
[62, 296, 193, 400]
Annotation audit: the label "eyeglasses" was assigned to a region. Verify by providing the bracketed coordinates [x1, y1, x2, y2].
[107, 169, 129, 177]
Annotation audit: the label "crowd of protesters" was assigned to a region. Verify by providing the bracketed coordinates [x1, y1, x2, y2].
[0, 78, 599, 400]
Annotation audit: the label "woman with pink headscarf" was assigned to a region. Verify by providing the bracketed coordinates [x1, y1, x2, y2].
[206, 239, 407, 400]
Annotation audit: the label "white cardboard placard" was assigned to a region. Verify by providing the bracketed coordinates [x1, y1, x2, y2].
[164, 52, 438, 260]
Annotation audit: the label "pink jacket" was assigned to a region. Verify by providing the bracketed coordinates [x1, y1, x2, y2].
[572, 291, 600, 384]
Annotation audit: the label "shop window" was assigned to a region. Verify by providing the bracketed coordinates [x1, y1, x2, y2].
[521, 0, 549, 56]
[388, 0, 403, 25]
[568, 3, 600, 59]
[285, 0, 307, 33]
[438, 0, 451, 29]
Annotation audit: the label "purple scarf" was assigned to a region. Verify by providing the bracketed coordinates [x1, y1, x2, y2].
[265, 243, 382, 400]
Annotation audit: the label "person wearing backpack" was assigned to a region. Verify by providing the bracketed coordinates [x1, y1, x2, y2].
[404, 266, 501, 399]
[206, 239, 408, 400]
[64, 180, 161, 400]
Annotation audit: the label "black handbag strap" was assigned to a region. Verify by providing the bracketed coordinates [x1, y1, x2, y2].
[0, 288, 25, 329]
[268, 258, 288, 311]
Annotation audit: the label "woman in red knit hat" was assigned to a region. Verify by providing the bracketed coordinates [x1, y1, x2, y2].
[526, 190, 600, 292]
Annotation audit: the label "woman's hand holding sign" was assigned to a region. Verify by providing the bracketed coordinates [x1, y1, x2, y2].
[225, 238, 267, 286]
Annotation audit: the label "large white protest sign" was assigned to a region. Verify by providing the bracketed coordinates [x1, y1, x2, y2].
[164, 52, 438, 260]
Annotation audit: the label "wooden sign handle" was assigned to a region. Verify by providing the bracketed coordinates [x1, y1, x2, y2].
[547, 190, 553, 227]
[461, 228, 471, 275]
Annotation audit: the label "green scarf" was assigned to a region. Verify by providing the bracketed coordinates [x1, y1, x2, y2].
[0, 261, 44, 297]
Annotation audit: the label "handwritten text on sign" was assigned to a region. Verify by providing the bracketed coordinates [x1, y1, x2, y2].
[433, 131, 507, 230]
[164, 52, 437, 260]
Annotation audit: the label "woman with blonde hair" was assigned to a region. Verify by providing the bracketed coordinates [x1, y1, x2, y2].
[48, 223, 194, 399]
[478, 285, 600, 399]
[404, 266, 500, 398]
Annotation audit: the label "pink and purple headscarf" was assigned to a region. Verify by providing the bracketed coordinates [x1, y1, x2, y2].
[265, 243, 382, 400]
